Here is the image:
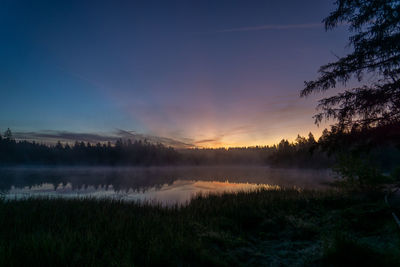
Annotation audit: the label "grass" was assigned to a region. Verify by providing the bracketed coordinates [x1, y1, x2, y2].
[0, 189, 399, 266]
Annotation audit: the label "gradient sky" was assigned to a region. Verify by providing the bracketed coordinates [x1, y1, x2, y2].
[0, 0, 351, 147]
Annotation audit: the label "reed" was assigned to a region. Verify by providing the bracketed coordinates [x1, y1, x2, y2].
[0, 188, 398, 266]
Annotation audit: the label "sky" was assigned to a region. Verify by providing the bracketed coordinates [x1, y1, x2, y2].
[0, 0, 351, 148]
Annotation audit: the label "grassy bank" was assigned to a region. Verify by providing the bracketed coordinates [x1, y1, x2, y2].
[0, 189, 399, 266]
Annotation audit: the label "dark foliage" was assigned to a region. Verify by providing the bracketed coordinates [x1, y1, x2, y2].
[0, 128, 335, 168]
[0, 129, 180, 166]
[301, 0, 400, 143]
[268, 132, 333, 168]
[0, 190, 398, 266]
[2, 128, 400, 170]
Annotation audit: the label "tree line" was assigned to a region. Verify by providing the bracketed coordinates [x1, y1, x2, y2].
[2, 128, 399, 170]
[0, 129, 179, 166]
[0, 128, 338, 168]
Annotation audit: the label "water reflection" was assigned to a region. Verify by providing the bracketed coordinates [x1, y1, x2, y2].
[6, 180, 281, 205]
[0, 166, 333, 204]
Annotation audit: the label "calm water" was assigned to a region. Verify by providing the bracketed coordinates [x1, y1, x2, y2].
[0, 166, 333, 205]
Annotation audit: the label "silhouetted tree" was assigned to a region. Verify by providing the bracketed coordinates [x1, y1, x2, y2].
[4, 128, 397, 169]
[268, 134, 332, 168]
[301, 0, 400, 144]
[308, 132, 316, 144]
[0, 129, 182, 166]
[56, 141, 63, 150]
[4, 128, 13, 140]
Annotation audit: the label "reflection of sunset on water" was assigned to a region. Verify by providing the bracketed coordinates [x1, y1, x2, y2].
[6, 180, 280, 205]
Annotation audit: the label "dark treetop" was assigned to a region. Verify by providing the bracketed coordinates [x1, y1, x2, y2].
[302, 0, 400, 144]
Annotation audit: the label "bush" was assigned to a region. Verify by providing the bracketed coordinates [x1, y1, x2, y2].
[333, 153, 393, 191]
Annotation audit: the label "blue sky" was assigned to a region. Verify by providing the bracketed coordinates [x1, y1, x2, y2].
[0, 0, 351, 147]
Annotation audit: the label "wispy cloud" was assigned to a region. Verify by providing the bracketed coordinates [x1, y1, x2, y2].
[13, 131, 116, 143]
[192, 125, 257, 147]
[13, 129, 195, 149]
[218, 23, 323, 33]
[194, 139, 219, 144]
[115, 129, 194, 148]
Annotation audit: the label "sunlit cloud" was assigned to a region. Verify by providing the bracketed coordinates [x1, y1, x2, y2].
[117, 88, 327, 148]
[195, 139, 218, 144]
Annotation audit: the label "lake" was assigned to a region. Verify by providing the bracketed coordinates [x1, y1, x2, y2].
[0, 166, 334, 205]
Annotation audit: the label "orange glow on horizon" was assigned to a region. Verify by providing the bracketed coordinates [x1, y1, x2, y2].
[190, 129, 324, 149]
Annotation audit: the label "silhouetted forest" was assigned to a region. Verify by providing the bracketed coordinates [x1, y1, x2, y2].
[268, 133, 332, 168]
[1, 128, 398, 170]
[180, 133, 334, 168]
[0, 128, 328, 167]
[0, 129, 179, 166]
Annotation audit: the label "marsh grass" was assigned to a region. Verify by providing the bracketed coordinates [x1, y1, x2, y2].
[0, 188, 399, 266]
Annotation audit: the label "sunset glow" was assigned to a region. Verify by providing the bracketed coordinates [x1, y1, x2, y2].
[1, 0, 348, 147]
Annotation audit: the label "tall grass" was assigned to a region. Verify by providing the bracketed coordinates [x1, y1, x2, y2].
[0, 188, 398, 266]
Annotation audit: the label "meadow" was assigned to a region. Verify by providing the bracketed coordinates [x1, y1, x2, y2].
[0, 188, 399, 266]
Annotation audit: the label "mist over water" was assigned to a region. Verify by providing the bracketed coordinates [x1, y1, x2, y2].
[0, 166, 333, 205]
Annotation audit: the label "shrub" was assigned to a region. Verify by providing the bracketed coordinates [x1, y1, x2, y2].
[333, 153, 392, 192]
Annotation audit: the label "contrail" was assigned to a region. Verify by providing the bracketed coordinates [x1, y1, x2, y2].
[218, 23, 323, 33]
